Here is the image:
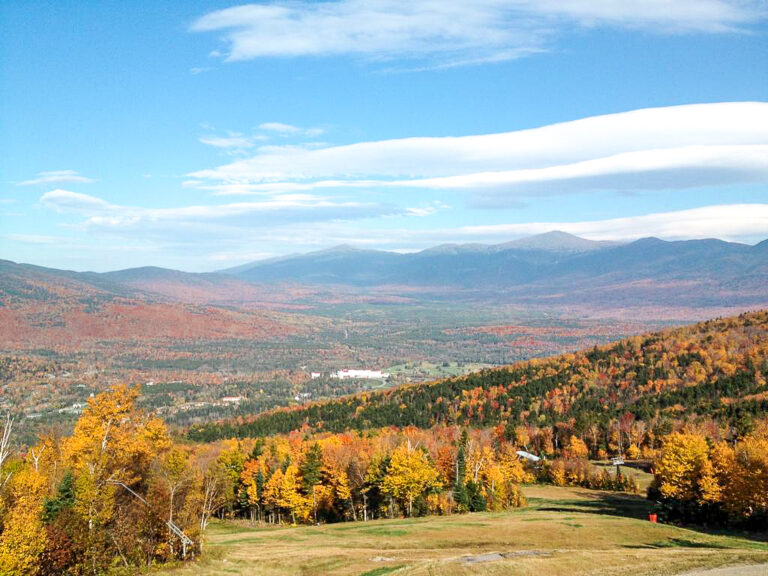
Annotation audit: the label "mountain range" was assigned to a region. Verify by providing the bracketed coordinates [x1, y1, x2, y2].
[2, 232, 768, 311]
[221, 232, 767, 288]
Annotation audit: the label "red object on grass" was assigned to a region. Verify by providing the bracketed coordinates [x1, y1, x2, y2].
[649, 513, 658, 523]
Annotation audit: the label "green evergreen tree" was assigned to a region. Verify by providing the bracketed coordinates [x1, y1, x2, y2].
[466, 480, 487, 512]
[250, 438, 265, 460]
[300, 443, 324, 523]
[42, 469, 75, 523]
[454, 431, 470, 512]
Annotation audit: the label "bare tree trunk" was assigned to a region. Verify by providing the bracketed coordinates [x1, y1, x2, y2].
[0, 414, 13, 487]
[169, 487, 176, 557]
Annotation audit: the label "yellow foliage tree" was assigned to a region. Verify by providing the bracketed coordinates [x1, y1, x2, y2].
[64, 385, 170, 536]
[654, 433, 713, 501]
[381, 443, 441, 516]
[564, 437, 589, 460]
[280, 465, 311, 524]
[713, 435, 768, 521]
[0, 468, 48, 576]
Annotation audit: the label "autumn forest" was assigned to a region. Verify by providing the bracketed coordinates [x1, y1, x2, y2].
[0, 311, 767, 574]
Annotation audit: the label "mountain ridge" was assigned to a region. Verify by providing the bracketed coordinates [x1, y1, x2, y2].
[2, 233, 767, 309]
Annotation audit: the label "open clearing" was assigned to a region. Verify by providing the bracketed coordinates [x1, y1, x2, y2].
[158, 485, 768, 576]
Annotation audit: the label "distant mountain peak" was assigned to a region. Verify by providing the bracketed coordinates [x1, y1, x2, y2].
[498, 230, 619, 253]
[319, 244, 365, 254]
[753, 238, 768, 251]
[418, 243, 491, 256]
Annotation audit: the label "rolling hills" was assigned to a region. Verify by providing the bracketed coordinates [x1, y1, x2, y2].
[0, 259, 308, 349]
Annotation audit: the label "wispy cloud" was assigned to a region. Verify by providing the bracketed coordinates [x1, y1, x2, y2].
[188, 102, 768, 203]
[199, 203, 768, 258]
[404, 145, 768, 206]
[190, 1, 767, 67]
[246, 203, 768, 252]
[39, 189, 401, 240]
[17, 170, 95, 186]
[259, 122, 301, 134]
[258, 122, 324, 138]
[3, 233, 64, 245]
[199, 123, 324, 153]
[451, 204, 768, 243]
[208, 249, 279, 263]
[199, 133, 263, 149]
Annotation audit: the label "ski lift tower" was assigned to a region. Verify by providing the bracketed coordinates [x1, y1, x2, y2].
[107, 480, 195, 559]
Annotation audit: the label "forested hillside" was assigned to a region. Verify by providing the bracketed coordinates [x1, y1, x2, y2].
[190, 310, 768, 442]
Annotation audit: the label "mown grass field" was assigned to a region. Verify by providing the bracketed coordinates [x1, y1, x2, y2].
[158, 485, 768, 576]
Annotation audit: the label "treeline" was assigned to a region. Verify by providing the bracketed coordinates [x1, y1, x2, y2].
[651, 422, 768, 530]
[2, 387, 764, 575]
[0, 386, 643, 575]
[189, 311, 768, 443]
[233, 425, 530, 525]
[0, 386, 533, 574]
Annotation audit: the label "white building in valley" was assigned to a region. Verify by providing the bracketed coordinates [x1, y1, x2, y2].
[333, 369, 390, 380]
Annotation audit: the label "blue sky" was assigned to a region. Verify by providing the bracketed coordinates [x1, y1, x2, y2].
[1, 0, 767, 272]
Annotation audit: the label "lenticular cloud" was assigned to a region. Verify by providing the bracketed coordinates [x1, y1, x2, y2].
[188, 102, 768, 204]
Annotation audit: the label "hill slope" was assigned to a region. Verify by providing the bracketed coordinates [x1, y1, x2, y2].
[0, 259, 141, 304]
[102, 266, 274, 305]
[0, 260, 306, 350]
[189, 309, 768, 441]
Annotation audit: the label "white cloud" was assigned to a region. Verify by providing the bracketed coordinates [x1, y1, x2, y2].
[199, 125, 323, 152]
[208, 249, 279, 263]
[403, 145, 768, 205]
[3, 233, 63, 245]
[190, 1, 767, 66]
[259, 122, 301, 134]
[258, 203, 768, 250]
[529, 0, 765, 33]
[199, 133, 261, 149]
[405, 206, 437, 217]
[38, 189, 401, 239]
[258, 122, 325, 138]
[452, 204, 768, 242]
[17, 170, 95, 186]
[188, 102, 768, 202]
[41, 189, 111, 212]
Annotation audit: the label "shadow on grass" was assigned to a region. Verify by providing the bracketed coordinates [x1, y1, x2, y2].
[623, 538, 733, 550]
[531, 490, 768, 548]
[359, 566, 405, 576]
[533, 490, 653, 520]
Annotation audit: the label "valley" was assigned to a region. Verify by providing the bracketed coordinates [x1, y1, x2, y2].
[3, 233, 767, 444]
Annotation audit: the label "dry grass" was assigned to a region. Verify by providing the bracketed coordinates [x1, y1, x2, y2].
[156, 486, 768, 576]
